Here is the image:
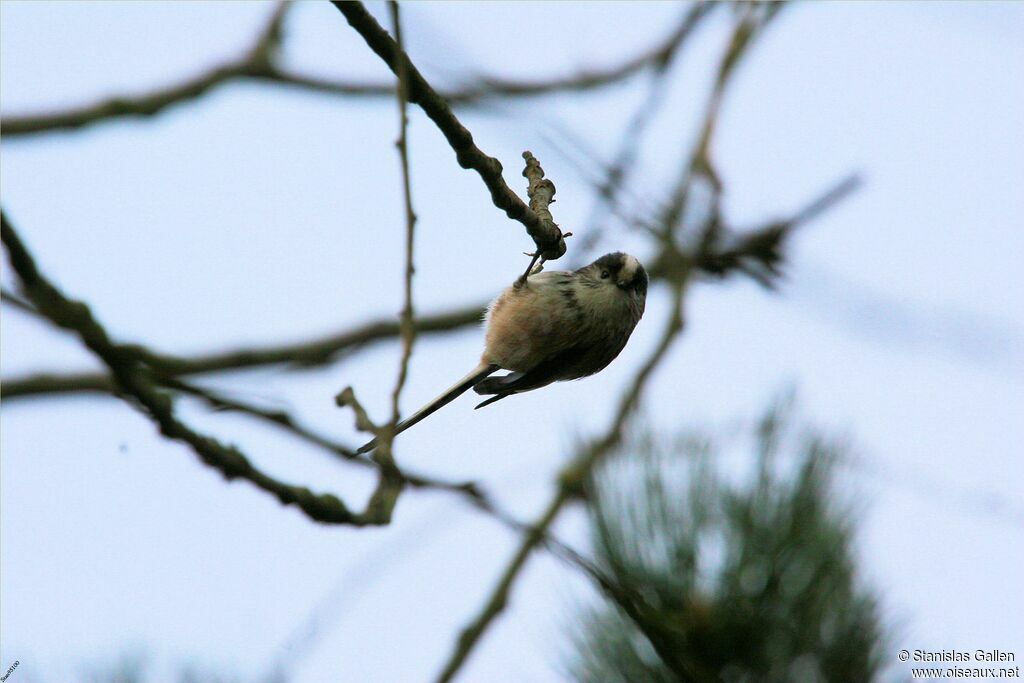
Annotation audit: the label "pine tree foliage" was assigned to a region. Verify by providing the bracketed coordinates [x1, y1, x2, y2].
[569, 404, 887, 682]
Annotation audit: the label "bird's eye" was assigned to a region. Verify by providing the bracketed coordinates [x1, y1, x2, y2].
[600, 270, 610, 279]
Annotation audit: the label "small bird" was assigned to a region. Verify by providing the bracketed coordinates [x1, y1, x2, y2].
[357, 252, 648, 453]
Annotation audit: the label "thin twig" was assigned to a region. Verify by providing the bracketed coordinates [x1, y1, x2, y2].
[565, 2, 715, 262]
[388, 0, 418, 433]
[515, 151, 563, 285]
[329, 0, 423, 526]
[1, 287, 37, 315]
[660, 3, 782, 239]
[161, 377, 479, 497]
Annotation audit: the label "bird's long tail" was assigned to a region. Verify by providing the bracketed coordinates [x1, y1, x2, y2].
[356, 361, 498, 454]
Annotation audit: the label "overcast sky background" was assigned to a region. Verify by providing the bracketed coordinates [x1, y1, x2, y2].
[2, 2, 1023, 681]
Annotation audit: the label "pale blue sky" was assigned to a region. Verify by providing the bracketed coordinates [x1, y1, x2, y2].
[2, 2, 1022, 681]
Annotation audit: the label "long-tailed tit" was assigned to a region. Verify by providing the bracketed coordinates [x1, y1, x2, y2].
[357, 252, 648, 453]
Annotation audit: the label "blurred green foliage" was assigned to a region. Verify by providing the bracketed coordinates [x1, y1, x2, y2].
[569, 401, 887, 682]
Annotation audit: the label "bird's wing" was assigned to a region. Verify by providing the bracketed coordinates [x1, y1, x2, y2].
[472, 341, 590, 409]
[473, 318, 632, 410]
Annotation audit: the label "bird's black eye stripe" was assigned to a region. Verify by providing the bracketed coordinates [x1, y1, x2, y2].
[600, 270, 610, 279]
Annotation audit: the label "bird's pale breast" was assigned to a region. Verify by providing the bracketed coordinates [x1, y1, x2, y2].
[483, 281, 577, 372]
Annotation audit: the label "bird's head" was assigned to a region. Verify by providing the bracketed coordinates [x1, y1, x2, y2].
[584, 252, 648, 298]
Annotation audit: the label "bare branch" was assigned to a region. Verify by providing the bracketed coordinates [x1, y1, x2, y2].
[331, 1, 566, 262]
[251, 2, 715, 106]
[1, 64, 250, 137]
[1, 303, 485, 401]
[436, 490, 569, 683]
[686, 174, 862, 288]
[2, 210, 401, 527]
[159, 376, 490, 503]
[563, 2, 715, 262]
[1, 3, 714, 137]
[0, 3, 290, 137]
